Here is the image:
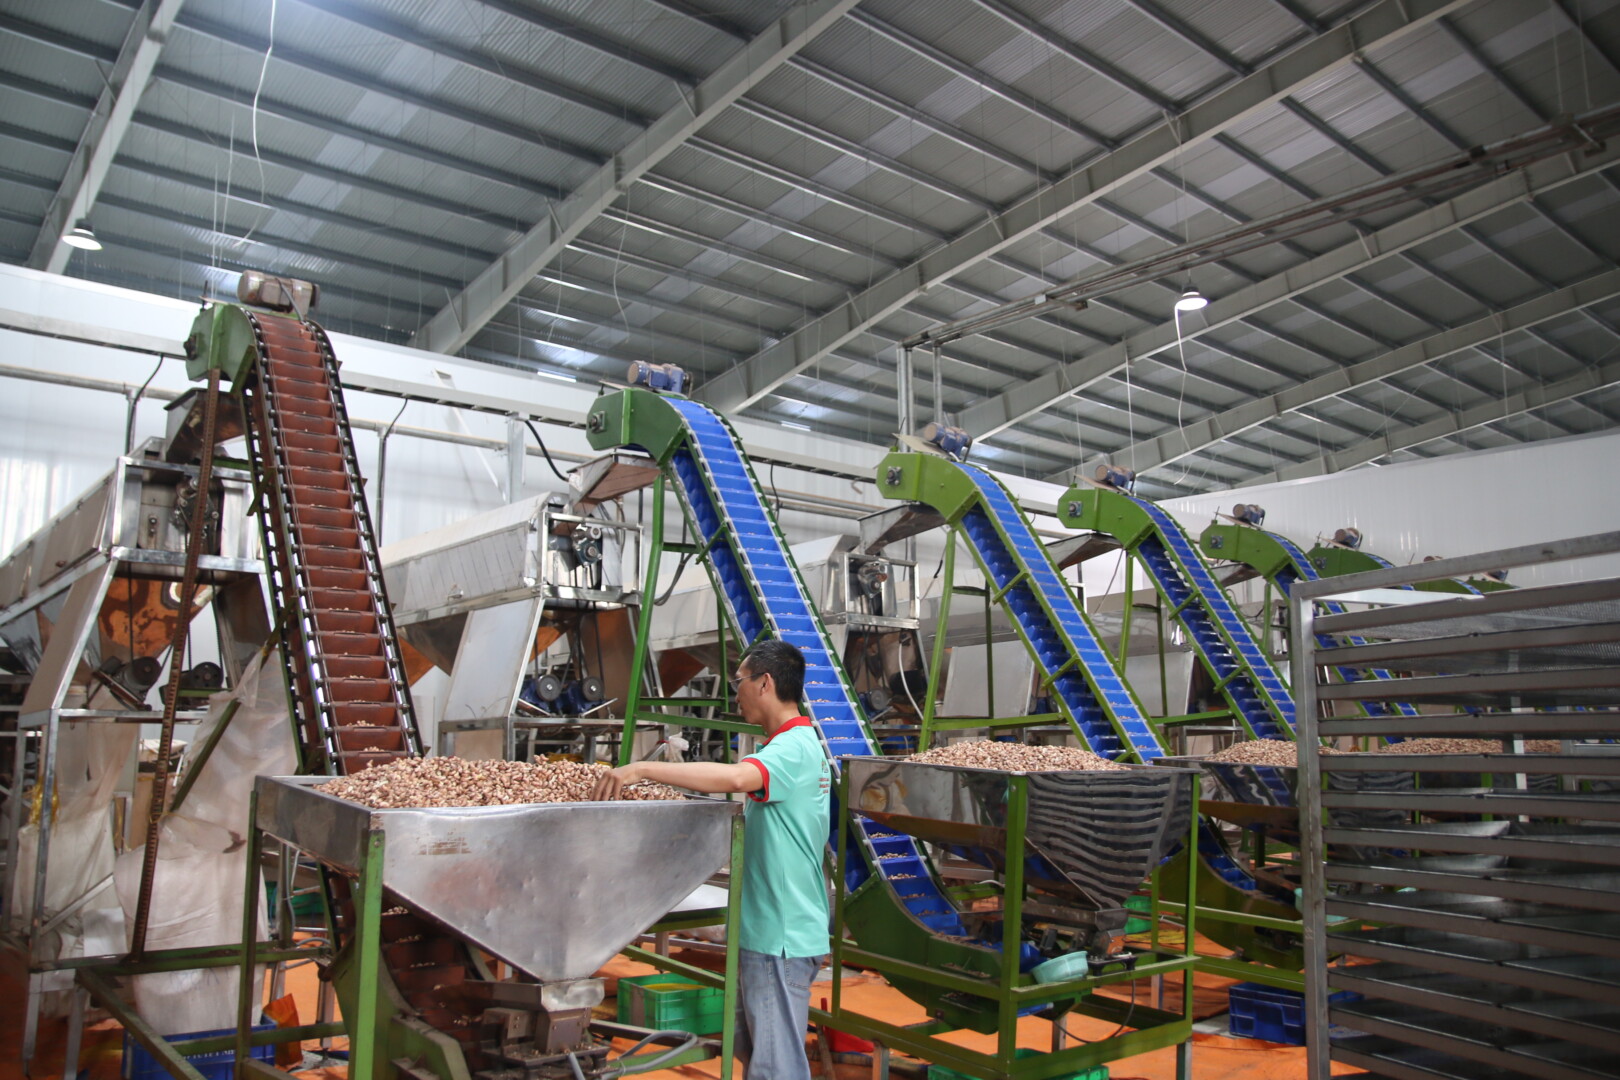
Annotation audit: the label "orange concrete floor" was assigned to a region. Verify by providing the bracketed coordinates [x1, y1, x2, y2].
[4, 942, 1363, 1080]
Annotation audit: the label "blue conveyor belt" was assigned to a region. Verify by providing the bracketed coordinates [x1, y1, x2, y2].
[942, 465, 1271, 891]
[957, 464, 1163, 761]
[1117, 496, 1294, 741]
[663, 399, 967, 934]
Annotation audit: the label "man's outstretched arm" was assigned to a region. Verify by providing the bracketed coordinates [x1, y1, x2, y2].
[593, 759, 766, 800]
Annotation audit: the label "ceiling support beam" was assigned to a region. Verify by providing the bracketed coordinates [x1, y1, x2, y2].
[955, 140, 1618, 441]
[300, 0, 652, 125]
[1089, 268, 1620, 478]
[971, 0, 1179, 111]
[1553, 0, 1620, 80]
[1247, 353, 1620, 485]
[26, 0, 185, 274]
[847, 10, 1112, 149]
[412, 0, 862, 356]
[695, 0, 1470, 414]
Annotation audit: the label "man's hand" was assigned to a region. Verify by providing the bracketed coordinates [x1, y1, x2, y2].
[592, 763, 644, 801]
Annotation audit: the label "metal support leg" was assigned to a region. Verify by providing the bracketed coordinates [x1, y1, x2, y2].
[721, 814, 744, 1080]
[997, 777, 1028, 1062]
[22, 971, 43, 1072]
[317, 980, 336, 1052]
[236, 790, 263, 1070]
[61, 987, 87, 1080]
[28, 709, 63, 961]
[350, 828, 387, 1080]
[1, 727, 33, 936]
[869, 1040, 889, 1080]
[983, 589, 994, 727]
[831, 769, 848, 1018]
[1294, 601, 1330, 1080]
[620, 477, 665, 766]
[1118, 561, 1135, 668]
[920, 536, 955, 748]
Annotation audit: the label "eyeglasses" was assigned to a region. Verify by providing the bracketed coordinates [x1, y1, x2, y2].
[728, 671, 765, 693]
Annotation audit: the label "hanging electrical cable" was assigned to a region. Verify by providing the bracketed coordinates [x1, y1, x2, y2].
[522, 418, 572, 483]
[124, 354, 165, 453]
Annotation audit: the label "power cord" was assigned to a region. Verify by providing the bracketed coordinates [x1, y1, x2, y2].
[653, 552, 693, 606]
[1059, 974, 1137, 1045]
[125, 355, 165, 453]
[522, 418, 571, 482]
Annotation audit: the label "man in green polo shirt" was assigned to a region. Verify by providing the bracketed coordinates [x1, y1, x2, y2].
[593, 640, 830, 1080]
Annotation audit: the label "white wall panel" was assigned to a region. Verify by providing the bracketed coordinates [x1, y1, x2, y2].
[7, 265, 1613, 595]
[0, 265, 890, 557]
[1160, 432, 1620, 587]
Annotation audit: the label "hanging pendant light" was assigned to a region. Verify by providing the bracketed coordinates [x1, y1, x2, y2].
[1174, 287, 1207, 312]
[62, 219, 102, 251]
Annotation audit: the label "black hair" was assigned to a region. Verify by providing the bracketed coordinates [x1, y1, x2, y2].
[741, 639, 805, 704]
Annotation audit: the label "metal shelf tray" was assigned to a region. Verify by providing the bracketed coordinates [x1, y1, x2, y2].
[1330, 996, 1620, 1080]
[1327, 891, 1620, 959]
[1330, 924, 1620, 1004]
[1329, 962, 1620, 1048]
[1333, 1033, 1582, 1080]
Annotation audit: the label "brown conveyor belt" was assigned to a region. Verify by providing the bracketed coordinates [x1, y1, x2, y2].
[239, 311, 492, 1073]
[245, 312, 416, 772]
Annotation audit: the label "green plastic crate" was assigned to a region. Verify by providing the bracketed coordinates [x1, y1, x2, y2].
[930, 1049, 1107, 1080]
[264, 883, 323, 919]
[616, 975, 725, 1035]
[1123, 895, 1152, 934]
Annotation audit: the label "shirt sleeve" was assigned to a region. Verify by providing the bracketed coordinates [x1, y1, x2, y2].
[742, 736, 803, 805]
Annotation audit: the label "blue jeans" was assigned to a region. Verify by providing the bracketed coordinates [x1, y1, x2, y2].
[735, 949, 820, 1080]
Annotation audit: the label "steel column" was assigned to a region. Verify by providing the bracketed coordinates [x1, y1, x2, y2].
[1293, 595, 1329, 1080]
[919, 535, 955, 748]
[720, 813, 744, 1080]
[620, 476, 665, 765]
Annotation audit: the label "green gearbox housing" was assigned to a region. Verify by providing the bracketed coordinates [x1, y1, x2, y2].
[184, 302, 303, 388]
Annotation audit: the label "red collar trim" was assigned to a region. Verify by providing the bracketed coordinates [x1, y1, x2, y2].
[764, 716, 813, 744]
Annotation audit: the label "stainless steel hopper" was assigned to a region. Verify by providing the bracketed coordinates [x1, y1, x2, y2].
[846, 757, 1195, 912]
[254, 776, 737, 981]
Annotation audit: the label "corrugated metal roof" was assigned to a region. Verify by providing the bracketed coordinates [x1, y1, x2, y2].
[0, 0, 1614, 491]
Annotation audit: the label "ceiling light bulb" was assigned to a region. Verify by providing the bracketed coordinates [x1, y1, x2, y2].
[1174, 287, 1207, 312]
[63, 219, 102, 251]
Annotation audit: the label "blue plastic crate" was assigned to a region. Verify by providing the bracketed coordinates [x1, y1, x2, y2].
[123, 1020, 276, 1080]
[1226, 983, 1358, 1045]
